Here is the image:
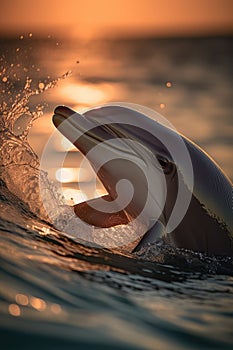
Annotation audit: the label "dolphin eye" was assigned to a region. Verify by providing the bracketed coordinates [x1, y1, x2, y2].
[157, 156, 172, 174]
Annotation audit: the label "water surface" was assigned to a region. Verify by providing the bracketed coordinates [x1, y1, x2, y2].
[0, 35, 232, 349]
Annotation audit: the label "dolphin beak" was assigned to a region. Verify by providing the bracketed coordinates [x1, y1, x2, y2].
[52, 106, 97, 152]
[52, 105, 166, 239]
[52, 106, 136, 230]
[53, 105, 80, 127]
[52, 105, 131, 156]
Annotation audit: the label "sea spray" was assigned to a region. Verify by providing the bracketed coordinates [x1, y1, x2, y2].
[0, 62, 141, 247]
[0, 63, 72, 223]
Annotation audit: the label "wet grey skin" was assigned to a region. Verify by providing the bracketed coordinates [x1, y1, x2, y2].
[53, 105, 233, 256]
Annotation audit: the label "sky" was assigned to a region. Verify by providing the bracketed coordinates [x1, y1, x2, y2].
[0, 0, 233, 38]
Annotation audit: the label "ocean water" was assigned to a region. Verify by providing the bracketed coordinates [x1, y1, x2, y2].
[0, 36, 233, 349]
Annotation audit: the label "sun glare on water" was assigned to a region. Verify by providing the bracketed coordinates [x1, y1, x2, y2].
[50, 81, 114, 204]
[60, 137, 76, 151]
[53, 167, 107, 204]
[58, 83, 111, 105]
[62, 186, 107, 205]
[55, 167, 95, 183]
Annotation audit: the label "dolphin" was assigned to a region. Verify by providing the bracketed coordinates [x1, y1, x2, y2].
[52, 105, 233, 256]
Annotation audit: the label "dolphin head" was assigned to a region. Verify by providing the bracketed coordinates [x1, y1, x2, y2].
[53, 104, 233, 255]
[52, 105, 180, 228]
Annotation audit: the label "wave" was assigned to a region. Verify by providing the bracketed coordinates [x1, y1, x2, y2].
[0, 59, 232, 277]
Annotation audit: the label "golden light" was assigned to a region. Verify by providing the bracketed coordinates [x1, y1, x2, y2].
[62, 188, 88, 205]
[62, 186, 107, 205]
[15, 293, 29, 306]
[1, 0, 232, 38]
[55, 167, 95, 183]
[93, 188, 108, 199]
[58, 83, 109, 105]
[166, 81, 172, 88]
[56, 168, 77, 183]
[29, 296, 47, 311]
[159, 103, 166, 109]
[8, 304, 21, 317]
[38, 82, 45, 89]
[61, 137, 76, 151]
[50, 303, 62, 314]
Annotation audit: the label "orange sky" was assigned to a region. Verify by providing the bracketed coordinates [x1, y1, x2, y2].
[1, 0, 233, 38]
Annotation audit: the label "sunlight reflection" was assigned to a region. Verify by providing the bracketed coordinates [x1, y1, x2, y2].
[55, 167, 95, 183]
[50, 303, 62, 315]
[58, 82, 111, 105]
[63, 188, 88, 205]
[166, 81, 172, 88]
[61, 137, 76, 151]
[15, 293, 29, 306]
[13, 292, 63, 316]
[62, 187, 107, 205]
[56, 168, 77, 183]
[8, 304, 21, 317]
[29, 296, 47, 311]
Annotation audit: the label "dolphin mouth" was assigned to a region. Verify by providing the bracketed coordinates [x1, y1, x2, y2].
[52, 104, 169, 246]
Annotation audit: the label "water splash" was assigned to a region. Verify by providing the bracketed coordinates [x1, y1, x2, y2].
[0, 60, 71, 137]
[0, 59, 71, 221]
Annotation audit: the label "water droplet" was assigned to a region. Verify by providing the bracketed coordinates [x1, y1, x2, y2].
[28, 33, 33, 37]
[160, 103, 166, 109]
[16, 48, 20, 52]
[39, 82, 45, 90]
[2, 77, 7, 82]
[19, 35, 24, 40]
[166, 81, 172, 88]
